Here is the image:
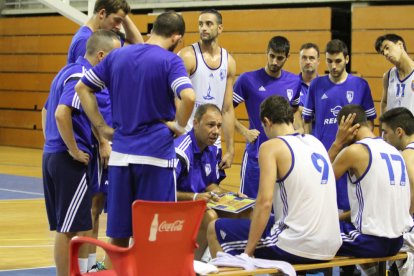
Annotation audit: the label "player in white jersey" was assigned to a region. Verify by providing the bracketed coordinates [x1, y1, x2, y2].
[375, 34, 414, 114]
[329, 105, 413, 265]
[178, 9, 236, 169]
[207, 95, 342, 263]
[380, 107, 414, 217]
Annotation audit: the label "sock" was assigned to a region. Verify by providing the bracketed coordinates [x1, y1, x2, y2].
[78, 258, 88, 273]
[88, 253, 97, 270]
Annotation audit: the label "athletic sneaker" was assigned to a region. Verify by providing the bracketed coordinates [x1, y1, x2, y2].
[88, 261, 106, 272]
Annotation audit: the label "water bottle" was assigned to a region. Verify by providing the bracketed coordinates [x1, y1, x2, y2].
[148, 213, 159, 242]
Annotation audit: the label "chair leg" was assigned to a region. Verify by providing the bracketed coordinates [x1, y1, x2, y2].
[378, 261, 386, 276]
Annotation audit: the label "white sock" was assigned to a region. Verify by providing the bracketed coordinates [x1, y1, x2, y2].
[88, 253, 97, 270]
[78, 258, 88, 273]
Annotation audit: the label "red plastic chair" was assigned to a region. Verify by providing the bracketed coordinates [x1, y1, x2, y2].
[70, 200, 206, 276]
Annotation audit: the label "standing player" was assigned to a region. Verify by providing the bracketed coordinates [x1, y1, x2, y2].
[41, 30, 120, 275]
[67, 0, 143, 269]
[178, 9, 236, 169]
[207, 95, 342, 262]
[75, 12, 195, 250]
[375, 34, 414, 114]
[233, 36, 302, 198]
[67, 0, 143, 63]
[302, 39, 376, 211]
[298, 42, 320, 105]
[380, 107, 414, 216]
[328, 105, 412, 273]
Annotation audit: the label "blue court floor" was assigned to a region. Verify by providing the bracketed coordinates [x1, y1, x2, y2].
[0, 266, 56, 276]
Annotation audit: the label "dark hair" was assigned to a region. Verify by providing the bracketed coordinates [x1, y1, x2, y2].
[200, 9, 222, 24]
[337, 104, 367, 127]
[93, 0, 130, 15]
[267, 36, 290, 55]
[260, 95, 293, 125]
[379, 107, 414, 135]
[194, 104, 221, 121]
[300, 42, 320, 57]
[326, 39, 348, 57]
[86, 29, 120, 55]
[374, 33, 407, 54]
[152, 11, 185, 37]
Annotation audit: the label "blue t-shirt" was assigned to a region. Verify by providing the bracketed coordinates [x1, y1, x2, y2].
[67, 26, 93, 64]
[233, 68, 301, 158]
[302, 74, 377, 150]
[299, 73, 310, 106]
[67, 26, 113, 145]
[67, 26, 125, 64]
[44, 56, 93, 155]
[175, 130, 225, 193]
[81, 44, 193, 159]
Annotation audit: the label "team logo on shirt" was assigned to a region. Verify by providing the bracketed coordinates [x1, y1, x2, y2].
[203, 74, 215, 100]
[324, 105, 342, 125]
[346, 91, 354, 103]
[411, 80, 414, 91]
[287, 89, 293, 101]
[220, 230, 227, 240]
[330, 105, 342, 116]
[220, 68, 226, 81]
[205, 164, 211, 176]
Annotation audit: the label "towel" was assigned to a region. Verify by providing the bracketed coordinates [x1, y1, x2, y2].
[209, 252, 296, 276]
[193, 260, 219, 275]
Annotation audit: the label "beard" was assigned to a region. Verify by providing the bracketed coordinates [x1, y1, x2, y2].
[168, 40, 180, 52]
[200, 32, 218, 44]
[268, 64, 281, 73]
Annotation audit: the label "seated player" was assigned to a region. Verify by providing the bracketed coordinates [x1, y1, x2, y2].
[207, 95, 342, 263]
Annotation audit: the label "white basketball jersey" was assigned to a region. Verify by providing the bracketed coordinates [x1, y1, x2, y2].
[186, 43, 228, 143]
[348, 138, 413, 238]
[387, 67, 414, 112]
[406, 142, 414, 151]
[272, 134, 342, 260]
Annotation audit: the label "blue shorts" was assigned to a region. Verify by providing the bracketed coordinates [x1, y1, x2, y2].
[239, 151, 260, 198]
[214, 216, 322, 264]
[88, 145, 109, 195]
[106, 164, 176, 238]
[337, 221, 403, 257]
[42, 152, 92, 233]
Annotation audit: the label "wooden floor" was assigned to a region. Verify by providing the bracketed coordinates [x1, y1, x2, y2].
[0, 146, 53, 270]
[0, 146, 241, 271]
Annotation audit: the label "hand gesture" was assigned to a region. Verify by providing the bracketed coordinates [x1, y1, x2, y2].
[99, 140, 112, 169]
[219, 151, 234, 169]
[195, 191, 220, 202]
[69, 149, 90, 165]
[336, 113, 360, 147]
[243, 129, 260, 143]
[164, 120, 186, 137]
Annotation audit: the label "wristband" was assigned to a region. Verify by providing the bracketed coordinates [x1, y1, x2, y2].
[193, 193, 198, 201]
[173, 121, 186, 133]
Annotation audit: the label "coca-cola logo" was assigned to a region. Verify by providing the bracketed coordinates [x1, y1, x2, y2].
[158, 220, 184, 232]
